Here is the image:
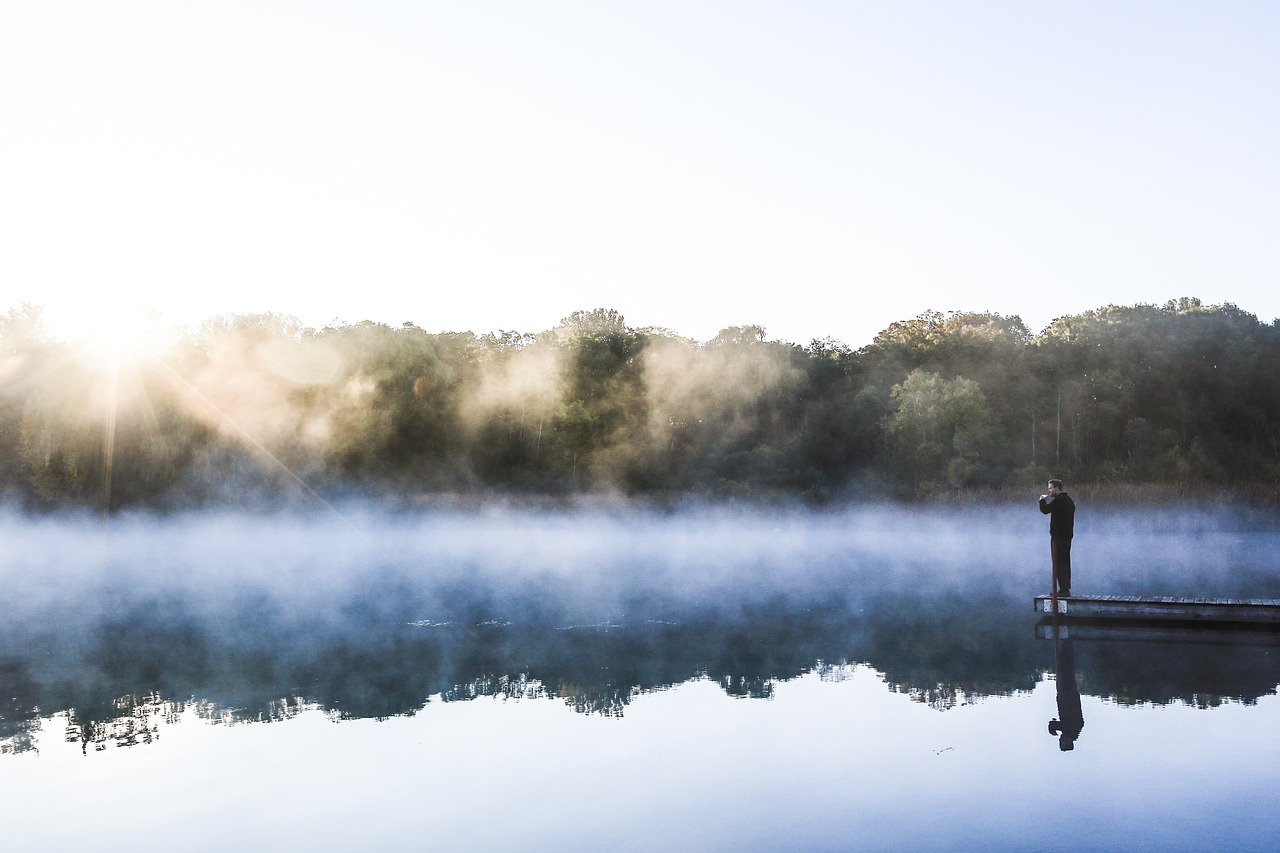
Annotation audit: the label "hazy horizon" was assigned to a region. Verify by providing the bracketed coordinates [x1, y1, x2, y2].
[6, 293, 1274, 351]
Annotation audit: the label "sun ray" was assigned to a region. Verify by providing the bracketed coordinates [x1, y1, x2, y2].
[100, 351, 119, 517]
[142, 351, 385, 539]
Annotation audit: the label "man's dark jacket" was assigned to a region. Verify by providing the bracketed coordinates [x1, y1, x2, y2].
[1039, 493, 1075, 538]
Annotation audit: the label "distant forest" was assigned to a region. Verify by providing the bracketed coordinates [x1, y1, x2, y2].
[2, 297, 1278, 510]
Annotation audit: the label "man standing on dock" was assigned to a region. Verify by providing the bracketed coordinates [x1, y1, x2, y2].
[1039, 479, 1076, 597]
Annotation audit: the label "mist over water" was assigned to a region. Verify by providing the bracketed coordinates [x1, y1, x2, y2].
[5, 501, 1278, 639]
[2, 501, 1277, 742]
[6, 503, 1036, 618]
[0, 506, 1263, 609]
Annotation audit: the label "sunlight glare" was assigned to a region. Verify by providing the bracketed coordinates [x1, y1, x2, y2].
[54, 300, 161, 366]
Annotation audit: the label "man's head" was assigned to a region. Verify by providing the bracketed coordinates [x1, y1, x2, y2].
[1047, 479, 1064, 495]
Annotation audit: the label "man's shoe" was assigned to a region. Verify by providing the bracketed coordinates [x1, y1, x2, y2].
[1060, 590, 1072, 597]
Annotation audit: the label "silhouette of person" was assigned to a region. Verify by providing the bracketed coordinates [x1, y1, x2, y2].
[1047, 628, 1084, 751]
[1039, 479, 1076, 597]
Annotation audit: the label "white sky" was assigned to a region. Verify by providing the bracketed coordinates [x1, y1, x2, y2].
[3, 1, 1277, 346]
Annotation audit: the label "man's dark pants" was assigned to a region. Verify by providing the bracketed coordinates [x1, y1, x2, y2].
[1052, 537, 1073, 593]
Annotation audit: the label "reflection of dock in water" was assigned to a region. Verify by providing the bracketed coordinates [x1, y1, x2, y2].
[1035, 617, 1280, 646]
[1034, 594, 1280, 624]
[1035, 603, 1280, 708]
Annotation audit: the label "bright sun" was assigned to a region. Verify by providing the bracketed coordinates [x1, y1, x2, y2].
[47, 300, 161, 365]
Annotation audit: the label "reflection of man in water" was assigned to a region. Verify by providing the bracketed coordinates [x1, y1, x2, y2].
[1039, 479, 1076, 597]
[1048, 635, 1084, 751]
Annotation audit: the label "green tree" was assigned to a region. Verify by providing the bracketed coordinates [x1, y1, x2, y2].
[547, 309, 647, 490]
[887, 369, 997, 494]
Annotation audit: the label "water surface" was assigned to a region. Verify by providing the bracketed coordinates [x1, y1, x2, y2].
[2, 504, 1277, 850]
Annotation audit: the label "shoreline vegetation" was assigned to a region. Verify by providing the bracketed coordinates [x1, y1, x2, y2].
[926, 482, 1280, 507]
[3, 297, 1279, 512]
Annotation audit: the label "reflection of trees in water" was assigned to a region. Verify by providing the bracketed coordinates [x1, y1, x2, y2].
[60, 693, 315, 755]
[1072, 639, 1280, 708]
[3, 584, 1280, 755]
[892, 684, 967, 712]
[555, 685, 634, 717]
[0, 657, 41, 754]
[720, 674, 774, 700]
[860, 592, 1045, 710]
[65, 693, 170, 753]
[443, 672, 546, 705]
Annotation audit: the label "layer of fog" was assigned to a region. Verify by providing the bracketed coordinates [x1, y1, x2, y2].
[3, 503, 1277, 633]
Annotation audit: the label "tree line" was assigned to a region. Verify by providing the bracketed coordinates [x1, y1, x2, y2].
[2, 297, 1278, 510]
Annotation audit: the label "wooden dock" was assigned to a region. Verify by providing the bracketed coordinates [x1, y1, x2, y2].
[1033, 594, 1280, 624]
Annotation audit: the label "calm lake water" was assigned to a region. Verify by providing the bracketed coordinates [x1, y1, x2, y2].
[2, 503, 1279, 851]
